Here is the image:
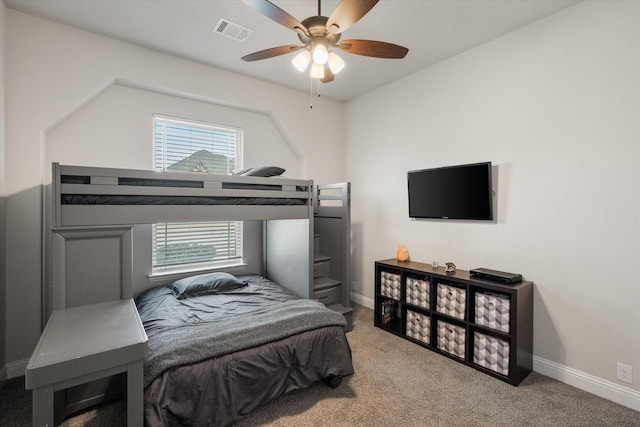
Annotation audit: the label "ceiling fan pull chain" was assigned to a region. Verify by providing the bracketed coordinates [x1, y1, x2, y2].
[309, 76, 313, 109]
[317, 78, 321, 99]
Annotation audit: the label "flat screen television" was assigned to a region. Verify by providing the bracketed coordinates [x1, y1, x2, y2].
[407, 162, 493, 220]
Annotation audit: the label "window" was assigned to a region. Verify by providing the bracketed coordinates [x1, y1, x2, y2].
[153, 115, 243, 273]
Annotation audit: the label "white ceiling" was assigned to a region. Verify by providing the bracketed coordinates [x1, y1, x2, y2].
[4, 0, 581, 102]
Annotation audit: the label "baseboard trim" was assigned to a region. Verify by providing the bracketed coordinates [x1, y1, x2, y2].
[351, 291, 639, 412]
[351, 291, 373, 309]
[533, 355, 640, 411]
[0, 364, 7, 381]
[6, 358, 29, 379]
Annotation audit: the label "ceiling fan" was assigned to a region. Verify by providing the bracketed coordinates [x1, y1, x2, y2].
[241, 0, 409, 83]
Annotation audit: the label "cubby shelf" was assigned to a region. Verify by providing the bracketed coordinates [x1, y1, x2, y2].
[374, 259, 533, 386]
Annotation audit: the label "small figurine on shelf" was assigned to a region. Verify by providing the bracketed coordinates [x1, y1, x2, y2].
[396, 245, 410, 262]
[445, 262, 456, 273]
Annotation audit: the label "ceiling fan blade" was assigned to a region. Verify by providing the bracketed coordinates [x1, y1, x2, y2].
[326, 0, 379, 35]
[320, 65, 335, 83]
[241, 45, 303, 62]
[242, 0, 309, 37]
[338, 39, 408, 59]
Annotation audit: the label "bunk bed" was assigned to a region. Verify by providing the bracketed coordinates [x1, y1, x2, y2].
[50, 163, 317, 307]
[48, 163, 354, 426]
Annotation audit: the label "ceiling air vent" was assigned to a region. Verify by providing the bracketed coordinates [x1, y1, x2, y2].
[214, 18, 252, 42]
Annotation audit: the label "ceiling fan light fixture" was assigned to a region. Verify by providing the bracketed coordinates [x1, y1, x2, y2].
[292, 49, 311, 72]
[310, 62, 325, 79]
[327, 51, 345, 74]
[241, 0, 409, 87]
[312, 43, 329, 65]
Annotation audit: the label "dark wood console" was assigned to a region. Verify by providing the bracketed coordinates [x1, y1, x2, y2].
[374, 259, 533, 385]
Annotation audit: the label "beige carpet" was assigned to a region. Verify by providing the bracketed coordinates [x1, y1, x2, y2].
[2, 304, 639, 426]
[236, 305, 640, 427]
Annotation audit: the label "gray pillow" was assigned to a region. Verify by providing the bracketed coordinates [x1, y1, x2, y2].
[235, 166, 285, 177]
[169, 272, 247, 299]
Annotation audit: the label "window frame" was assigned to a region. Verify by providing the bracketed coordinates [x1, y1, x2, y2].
[151, 114, 244, 275]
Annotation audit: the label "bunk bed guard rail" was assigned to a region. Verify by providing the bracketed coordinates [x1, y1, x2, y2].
[52, 163, 315, 227]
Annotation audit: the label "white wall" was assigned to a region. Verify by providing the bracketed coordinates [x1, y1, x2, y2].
[0, 0, 7, 382]
[346, 0, 639, 406]
[3, 0, 639, 412]
[45, 84, 300, 175]
[4, 10, 344, 366]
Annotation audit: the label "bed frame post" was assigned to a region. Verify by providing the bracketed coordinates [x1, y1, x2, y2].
[264, 218, 314, 299]
[263, 180, 314, 299]
[314, 182, 351, 310]
[52, 162, 61, 227]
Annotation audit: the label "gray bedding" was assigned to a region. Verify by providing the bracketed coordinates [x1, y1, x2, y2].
[61, 194, 307, 206]
[135, 275, 354, 426]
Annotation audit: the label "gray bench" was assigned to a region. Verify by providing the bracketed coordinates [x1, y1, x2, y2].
[25, 299, 148, 426]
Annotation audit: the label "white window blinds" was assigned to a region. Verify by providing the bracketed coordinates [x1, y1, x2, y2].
[152, 115, 243, 271]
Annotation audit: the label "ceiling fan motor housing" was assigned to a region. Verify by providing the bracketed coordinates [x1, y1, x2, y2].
[297, 16, 341, 46]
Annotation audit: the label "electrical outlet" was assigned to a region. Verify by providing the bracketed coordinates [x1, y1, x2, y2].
[617, 362, 633, 384]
